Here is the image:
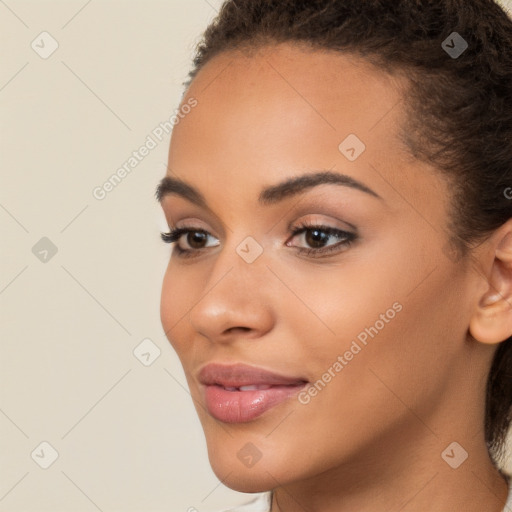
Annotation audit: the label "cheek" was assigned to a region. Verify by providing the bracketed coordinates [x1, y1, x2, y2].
[315, 264, 463, 422]
[284, 241, 457, 405]
[275, 256, 404, 347]
[160, 263, 194, 355]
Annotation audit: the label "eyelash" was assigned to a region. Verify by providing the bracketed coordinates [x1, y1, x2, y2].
[160, 221, 357, 259]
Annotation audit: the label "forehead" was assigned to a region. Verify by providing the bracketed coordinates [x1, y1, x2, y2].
[165, 43, 447, 224]
[183, 43, 406, 135]
[173, 45, 404, 158]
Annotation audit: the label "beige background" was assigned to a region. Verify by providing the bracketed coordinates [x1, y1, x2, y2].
[0, 0, 258, 510]
[1, 1, 511, 511]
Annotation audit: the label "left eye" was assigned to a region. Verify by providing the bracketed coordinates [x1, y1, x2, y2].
[287, 224, 354, 250]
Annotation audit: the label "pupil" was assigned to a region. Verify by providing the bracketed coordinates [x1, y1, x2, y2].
[306, 229, 327, 248]
[188, 232, 206, 248]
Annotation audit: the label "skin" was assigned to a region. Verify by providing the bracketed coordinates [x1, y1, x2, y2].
[158, 43, 512, 512]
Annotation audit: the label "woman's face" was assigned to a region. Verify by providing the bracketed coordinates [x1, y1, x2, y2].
[158, 44, 490, 492]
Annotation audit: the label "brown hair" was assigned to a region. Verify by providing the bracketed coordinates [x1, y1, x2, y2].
[184, 0, 512, 469]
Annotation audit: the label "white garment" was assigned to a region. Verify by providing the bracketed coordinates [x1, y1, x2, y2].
[504, 476, 512, 512]
[221, 477, 512, 511]
[220, 493, 271, 512]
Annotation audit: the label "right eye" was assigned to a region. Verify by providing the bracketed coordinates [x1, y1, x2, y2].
[161, 227, 220, 257]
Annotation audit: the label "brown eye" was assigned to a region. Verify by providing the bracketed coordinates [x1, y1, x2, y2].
[160, 227, 220, 257]
[304, 228, 330, 248]
[287, 223, 357, 259]
[187, 231, 209, 249]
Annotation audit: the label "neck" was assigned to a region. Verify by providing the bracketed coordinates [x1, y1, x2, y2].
[271, 426, 509, 512]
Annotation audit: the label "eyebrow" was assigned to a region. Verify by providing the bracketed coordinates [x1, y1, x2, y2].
[155, 170, 383, 209]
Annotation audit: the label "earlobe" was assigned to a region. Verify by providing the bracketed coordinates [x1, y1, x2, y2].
[469, 293, 512, 345]
[469, 221, 512, 345]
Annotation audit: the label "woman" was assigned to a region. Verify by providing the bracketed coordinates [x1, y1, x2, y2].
[156, 0, 512, 510]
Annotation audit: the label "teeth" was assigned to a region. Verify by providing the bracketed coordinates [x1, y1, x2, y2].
[222, 385, 273, 391]
[239, 385, 272, 391]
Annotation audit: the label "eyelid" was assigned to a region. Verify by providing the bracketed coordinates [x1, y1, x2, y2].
[173, 217, 211, 231]
[163, 205, 227, 238]
[285, 200, 359, 231]
[286, 213, 358, 235]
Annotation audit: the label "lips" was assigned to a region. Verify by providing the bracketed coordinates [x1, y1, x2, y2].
[198, 363, 308, 423]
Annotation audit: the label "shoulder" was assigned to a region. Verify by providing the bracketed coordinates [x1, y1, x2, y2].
[219, 493, 271, 512]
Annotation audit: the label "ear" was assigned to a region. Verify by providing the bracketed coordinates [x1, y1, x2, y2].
[469, 220, 512, 345]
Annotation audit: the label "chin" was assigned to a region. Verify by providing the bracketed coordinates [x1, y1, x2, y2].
[209, 458, 276, 493]
[202, 431, 285, 493]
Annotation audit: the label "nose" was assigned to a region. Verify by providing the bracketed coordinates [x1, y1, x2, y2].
[187, 241, 275, 344]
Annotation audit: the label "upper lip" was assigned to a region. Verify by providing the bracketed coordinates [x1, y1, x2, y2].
[198, 363, 308, 388]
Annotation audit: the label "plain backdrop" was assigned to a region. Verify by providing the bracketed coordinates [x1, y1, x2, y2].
[1, 1, 511, 511]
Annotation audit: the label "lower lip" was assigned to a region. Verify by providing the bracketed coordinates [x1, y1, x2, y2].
[203, 384, 307, 423]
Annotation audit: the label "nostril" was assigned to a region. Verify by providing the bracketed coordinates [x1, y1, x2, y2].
[227, 326, 251, 334]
